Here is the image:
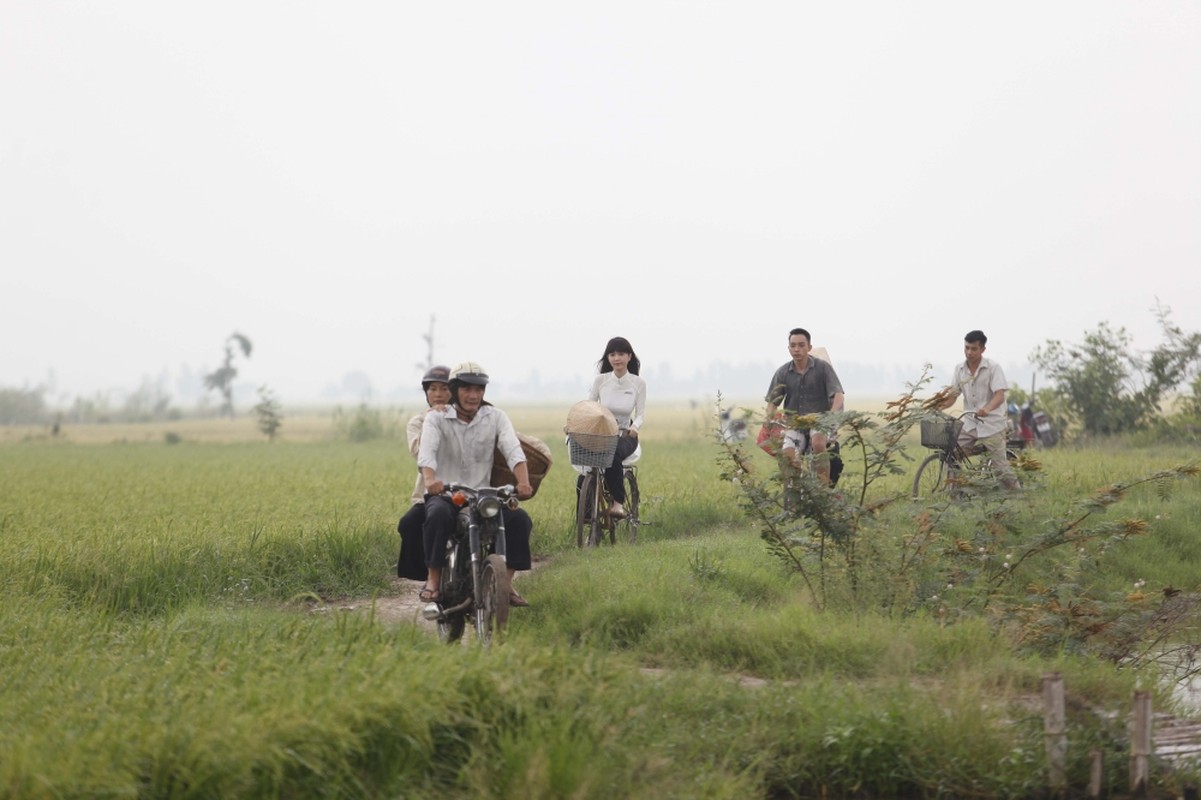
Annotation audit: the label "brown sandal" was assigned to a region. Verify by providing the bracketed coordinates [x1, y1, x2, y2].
[418, 587, 441, 603]
[508, 591, 530, 608]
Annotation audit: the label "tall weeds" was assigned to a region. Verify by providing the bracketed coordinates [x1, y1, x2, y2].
[715, 379, 1201, 673]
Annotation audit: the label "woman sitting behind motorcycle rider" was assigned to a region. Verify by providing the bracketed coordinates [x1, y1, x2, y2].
[588, 336, 646, 518]
[396, 365, 452, 580]
[417, 361, 534, 607]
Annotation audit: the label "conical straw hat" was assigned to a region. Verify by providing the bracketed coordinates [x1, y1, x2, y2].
[565, 400, 619, 436]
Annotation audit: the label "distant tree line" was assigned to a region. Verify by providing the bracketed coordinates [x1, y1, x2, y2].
[0, 383, 186, 426]
[1, 332, 258, 427]
[0, 386, 46, 426]
[6, 317, 1200, 441]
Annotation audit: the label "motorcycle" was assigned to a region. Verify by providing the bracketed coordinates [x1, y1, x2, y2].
[422, 483, 515, 645]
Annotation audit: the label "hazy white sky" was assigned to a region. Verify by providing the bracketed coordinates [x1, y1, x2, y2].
[3, 2, 1198, 405]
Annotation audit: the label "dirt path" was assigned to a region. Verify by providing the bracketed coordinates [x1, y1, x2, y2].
[307, 557, 550, 631]
[306, 576, 436, 628]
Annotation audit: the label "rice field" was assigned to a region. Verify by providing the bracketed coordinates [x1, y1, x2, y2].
[2, 403, 1200, 798]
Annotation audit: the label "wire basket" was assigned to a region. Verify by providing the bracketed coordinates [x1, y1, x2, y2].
[920, 417, 963, 449]
[567, 432, 619, 468]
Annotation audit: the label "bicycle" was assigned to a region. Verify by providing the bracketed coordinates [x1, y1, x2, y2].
[568, 430, 642, 547]
[912, 412, 1020, 500]
[781, 425, 843, 480]
[778, 427, 843, 513]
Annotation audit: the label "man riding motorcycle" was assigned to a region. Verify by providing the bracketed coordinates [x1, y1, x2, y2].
[417, 361, 534, 607]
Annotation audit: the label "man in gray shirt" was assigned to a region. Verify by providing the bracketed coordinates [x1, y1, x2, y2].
[764, 328, 845, 484]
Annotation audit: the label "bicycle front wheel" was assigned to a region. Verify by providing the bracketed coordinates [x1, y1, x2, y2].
[912, 452, 947, 500]
[437, 543, 466, 644]
[576, 471, 602, 548]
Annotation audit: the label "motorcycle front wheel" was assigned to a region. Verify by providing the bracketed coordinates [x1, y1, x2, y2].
[437, 544, 466, 644]
[475, 553, 511, 645]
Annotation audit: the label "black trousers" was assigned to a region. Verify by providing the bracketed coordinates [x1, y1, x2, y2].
[605, 434, 639, 503]
[575, 434, 638, 504]
[396, 504, 428, 580]
[422, 495, 532, 571]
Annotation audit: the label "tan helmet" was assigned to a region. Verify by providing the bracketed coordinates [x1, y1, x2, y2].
[448, 361, 489, 387]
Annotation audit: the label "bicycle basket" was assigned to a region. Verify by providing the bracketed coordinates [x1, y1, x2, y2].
[567, 432, 619, 468]
[920, 418, 963, 449]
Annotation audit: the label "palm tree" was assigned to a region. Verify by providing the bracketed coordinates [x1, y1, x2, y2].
[204, 332, 252, 418]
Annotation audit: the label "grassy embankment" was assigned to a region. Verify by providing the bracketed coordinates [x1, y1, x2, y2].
[1, 404, 1199, 798]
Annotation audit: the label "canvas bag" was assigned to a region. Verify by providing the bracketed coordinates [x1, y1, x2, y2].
[757, 414, 785, 456]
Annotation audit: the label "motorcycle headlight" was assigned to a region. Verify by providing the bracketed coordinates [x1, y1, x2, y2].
[478, 496, 502, 518]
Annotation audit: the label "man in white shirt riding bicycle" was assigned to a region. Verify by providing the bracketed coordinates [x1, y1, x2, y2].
[933, 330, 1020, 491]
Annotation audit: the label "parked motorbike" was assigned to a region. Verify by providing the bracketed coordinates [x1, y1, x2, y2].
[422, 484, 515, 645]
[1030, 410, 1057, 447]
[1017, 404, 1059, 448]
[718, 408, 749, 443]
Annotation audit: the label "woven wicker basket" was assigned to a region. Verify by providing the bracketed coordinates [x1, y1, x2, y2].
[920, 417, 963, 449]
[564, 400, 621, 468]
[490, 433, 554, 498]
[567, 432, 619, 468]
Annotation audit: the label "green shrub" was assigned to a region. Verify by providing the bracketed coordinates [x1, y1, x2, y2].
[332, 403, 399, 442]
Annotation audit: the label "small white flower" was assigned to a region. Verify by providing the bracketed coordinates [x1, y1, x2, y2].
[1003, 562, 1011, 569]
[946, 583, 954, 590]
[978, 546, 985, 553]
[931, 594, 939, 601]
[1005, 553, 1013, 561]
